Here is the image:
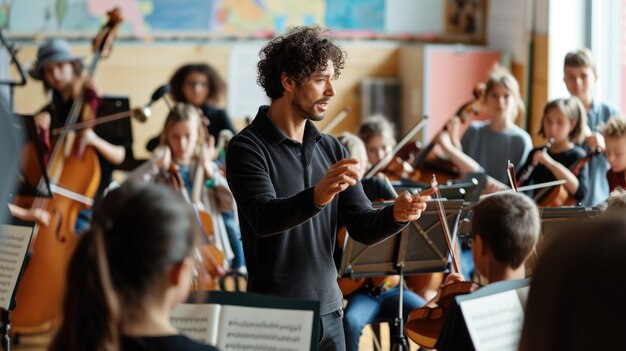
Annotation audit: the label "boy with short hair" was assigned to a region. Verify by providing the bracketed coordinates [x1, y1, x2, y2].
[430, 192, 541, 350]
[600, 117, 626, 192]
[563, 48, 619, 206]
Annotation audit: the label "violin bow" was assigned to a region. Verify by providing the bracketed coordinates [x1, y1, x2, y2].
[364, 116, 429, 179]
[321, 106, 350, 134]
[507, 160, 518, 192]
[431, 174, 460, 274]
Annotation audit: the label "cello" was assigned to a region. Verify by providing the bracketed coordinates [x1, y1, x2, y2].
[12, 8, 123, 333]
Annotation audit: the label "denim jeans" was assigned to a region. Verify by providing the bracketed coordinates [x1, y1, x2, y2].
[343, 285, 426, 351]
[319, 309, 345, 351]
[222, 211, 245, 269]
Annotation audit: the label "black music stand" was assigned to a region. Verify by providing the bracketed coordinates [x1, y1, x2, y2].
[339, 200, 465, 351]
[524, 206, 601, 276]
[0, 223, 35, 351]
[393, 173, 484, 203]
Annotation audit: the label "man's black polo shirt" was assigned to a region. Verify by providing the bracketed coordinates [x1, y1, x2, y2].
[226, 106, 405, 314]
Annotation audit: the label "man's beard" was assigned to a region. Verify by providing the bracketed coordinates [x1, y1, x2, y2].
[293, 98, 325, 122]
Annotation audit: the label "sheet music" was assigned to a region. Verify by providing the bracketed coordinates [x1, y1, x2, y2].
[171, 303, 221, 345]
[459, 287, 529, 351]
[216, 305, 314, 351]
[0, 225, 32, 310]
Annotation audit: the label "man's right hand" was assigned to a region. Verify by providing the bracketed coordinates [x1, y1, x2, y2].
[313, 158, 360, 207]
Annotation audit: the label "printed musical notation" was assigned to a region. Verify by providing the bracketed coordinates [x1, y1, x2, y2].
[171, 304, 221, 345]
[172, 303, 314, 351]
[0, 225, 33, 309]
[459, 287, 529, 351]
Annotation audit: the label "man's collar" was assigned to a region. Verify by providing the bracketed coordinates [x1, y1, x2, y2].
[253, 105, 322, 145]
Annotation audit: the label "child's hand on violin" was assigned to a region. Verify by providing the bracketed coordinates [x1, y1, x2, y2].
[426, 272, 465, 307]
[532, 148, 555, 166]
[442, 272, 465, 286]
[314, 158, 360, 207]
[392, 190, 432, 223]
[585, 131, 605, 152]
[435, 130, 452, 147]
[153, 146, 172, 171]
[446, 117, 462, 141]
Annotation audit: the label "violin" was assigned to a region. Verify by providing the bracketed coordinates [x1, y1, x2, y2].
[12, 8, 122, 333]
[405, 175, 481, 349]
[535, 148, 599, 207]
[516, 138, 555, 188]
[364, 117, 429, 180]
[388, 84, 486, 185]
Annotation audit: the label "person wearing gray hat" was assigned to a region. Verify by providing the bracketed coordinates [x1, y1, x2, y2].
[30, 38, 128, 231]
[29, 38, 84, 82]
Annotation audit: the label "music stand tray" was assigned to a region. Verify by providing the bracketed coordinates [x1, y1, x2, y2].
[339, 200, 466, 279]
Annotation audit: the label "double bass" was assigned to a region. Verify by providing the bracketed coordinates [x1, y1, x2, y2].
[12, 9, 123, 333]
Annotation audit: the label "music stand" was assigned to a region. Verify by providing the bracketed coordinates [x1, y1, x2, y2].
[393, 175, 483, 202]
[0, 223, 35, 351]
[339, 200, 465, 351]
[524, 206, 600, 276]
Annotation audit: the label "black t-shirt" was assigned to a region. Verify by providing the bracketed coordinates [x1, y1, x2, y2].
[121, 335, 218, 351]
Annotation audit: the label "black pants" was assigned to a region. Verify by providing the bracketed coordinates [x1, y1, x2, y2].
[319, 309, 345, 351]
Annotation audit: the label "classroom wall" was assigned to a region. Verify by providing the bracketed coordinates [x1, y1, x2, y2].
[12, 41, 400, 159]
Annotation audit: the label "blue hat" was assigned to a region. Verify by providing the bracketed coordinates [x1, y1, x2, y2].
[29, 39, 83, 81]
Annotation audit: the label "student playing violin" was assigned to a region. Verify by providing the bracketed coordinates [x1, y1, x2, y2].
[127, 103, 234, 272]
[49, 181, 219, 351]
[517, 97, 589, 204]
[416, 192, 540, 351]
[358, 114, 397, 173]
[436, 66, 533, 193]
[563, 49, 619, 206]
[146, 63, 236, 154]
[146, 63, 245, 274]
[336, 132, 426, 351]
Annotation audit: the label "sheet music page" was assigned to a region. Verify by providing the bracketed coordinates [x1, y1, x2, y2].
[216, 305, 314, 351]
[0, 224, 32, 310]
[171, 303, 221, 346]
[459, 287, 529, 351]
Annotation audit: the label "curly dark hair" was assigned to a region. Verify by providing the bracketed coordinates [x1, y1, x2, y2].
[169, 63, 226, 104]
[257, 26, 346, 99]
